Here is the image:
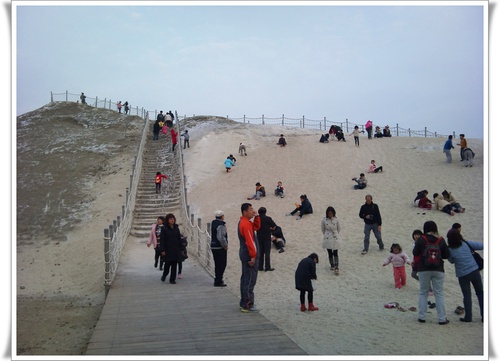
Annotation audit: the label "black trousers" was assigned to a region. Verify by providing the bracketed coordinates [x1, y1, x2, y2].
[162, 260, 178, 282]
[212, 248, 227, 285]
[258, 237, 272, 270]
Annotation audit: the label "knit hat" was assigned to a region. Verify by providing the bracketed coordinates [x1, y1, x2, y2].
[215, 210, 224, 218]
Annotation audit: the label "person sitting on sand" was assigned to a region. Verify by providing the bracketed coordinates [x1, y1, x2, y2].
[368, 160, 383, 173]
[287, 194, 313, 220]
[274, 181, 285, 198]
[374, 126, 384, 138]
[414, 191, 432, 210]
[319, 133, 330, 143]
[271, 225, 286, 253]
[247, 182, 266, 200]
[352, 173, 367, 189]
[383, 125, 392, 137]
[277, 134, 287, 147]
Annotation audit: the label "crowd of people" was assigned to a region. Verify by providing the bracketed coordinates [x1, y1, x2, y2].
[143, 119, 483, 325]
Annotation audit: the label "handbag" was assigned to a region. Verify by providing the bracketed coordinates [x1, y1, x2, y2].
[464, 241, 483, 271]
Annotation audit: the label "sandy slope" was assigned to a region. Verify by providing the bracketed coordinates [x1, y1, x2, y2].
[182, 120, 485, 356]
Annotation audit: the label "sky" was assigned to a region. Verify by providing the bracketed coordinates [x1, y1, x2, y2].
[12, 1, 489, 139]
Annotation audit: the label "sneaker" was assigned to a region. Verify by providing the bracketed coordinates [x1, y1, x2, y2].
[361, 250, 368, 255]
[295, 215, 302, 220]
[279, 248, 285, 253]
[240, 306, 260, 313]
[438, 319, 450, 325]
[214, 283, 227, 287]
[286, 213, 292, 216]
[379, 248, 384, 252]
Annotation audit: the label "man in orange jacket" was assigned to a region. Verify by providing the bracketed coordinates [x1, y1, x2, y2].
[238, 203, 261, 312]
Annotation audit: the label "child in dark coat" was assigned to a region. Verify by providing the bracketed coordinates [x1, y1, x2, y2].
[295, 253, 319, 312]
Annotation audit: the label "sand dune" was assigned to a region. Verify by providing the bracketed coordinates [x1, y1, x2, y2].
[182, 120, 485, 356]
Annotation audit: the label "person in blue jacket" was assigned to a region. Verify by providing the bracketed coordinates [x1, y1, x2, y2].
[443, 135, 455, 163]
[224, 156, 236, 173]
[446, 228, 483, 323]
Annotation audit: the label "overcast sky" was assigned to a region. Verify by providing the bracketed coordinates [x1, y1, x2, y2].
[14, 1, 488, 138]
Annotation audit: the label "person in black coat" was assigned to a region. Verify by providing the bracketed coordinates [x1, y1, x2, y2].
[359, 194, 384, 254]
[287, 195, 313, 220]
[256, 207, 277, 272]
[153, 120, 161, 141]
[295, 253, 319, 312]
[160, 213, 183, 284]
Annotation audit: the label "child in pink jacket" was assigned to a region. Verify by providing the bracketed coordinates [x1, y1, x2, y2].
[382, 243, 411, 289]
[147, 216, 165, 270]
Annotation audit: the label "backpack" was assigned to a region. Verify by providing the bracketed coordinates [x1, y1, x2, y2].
[421, 235, 443, 268]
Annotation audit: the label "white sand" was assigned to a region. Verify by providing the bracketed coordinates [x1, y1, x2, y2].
[16, 118, 486, 356]
[183, 120, 485, 356]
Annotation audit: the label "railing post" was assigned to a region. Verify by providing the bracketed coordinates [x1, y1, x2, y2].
[66, 90, 68, 102]
[409, 129, 411, 137]
[396, 123, 399, 137]
[206, 222, 211, 270]
[95, 96, 98, 107]
[244, 115, 246, 124]
[324, 117, 326, 131]
[302, 115, 305, 128]
[104, 228, 110, 296]
[197, 217, 201, 257]
[50, 91, 53, 102]
[262, 114, 265, 125]
[425, 127, 427, 137]
[126, 188, 129, 207]
[346, 119, 349, 133]
[282, 114, 284, 126]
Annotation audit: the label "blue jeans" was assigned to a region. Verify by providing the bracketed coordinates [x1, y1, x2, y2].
[418, 271, 446, 322]
[363, 223, 383, 251]
[444, 149, 452, 163]
[458, 269, 483, 321]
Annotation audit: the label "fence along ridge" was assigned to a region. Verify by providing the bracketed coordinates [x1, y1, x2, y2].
[50, 91, 452, 138]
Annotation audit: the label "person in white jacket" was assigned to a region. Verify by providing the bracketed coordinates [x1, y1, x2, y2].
[321, 206, 342, 275]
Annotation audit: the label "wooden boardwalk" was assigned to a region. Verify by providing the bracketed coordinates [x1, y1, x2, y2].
[85, 235, 306, 356]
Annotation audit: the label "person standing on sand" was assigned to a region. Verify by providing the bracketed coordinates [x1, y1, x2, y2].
[80, 92, 86, 104]
[349, 126, 361, 147]
[412, 220, 450, 325]
[211, 210, 228, 287]
[321, 206, 341, 275]
[446, 228, 484, 323]
[256, 207, 277, 272]
[365, 120, 373, 139]
[443, 135, 455, 163]
[238, 203, 261, 312]
[181, 130, 190, 149]
[457, 134, 467, 161]
[295, 253, 319, 312]
[117, 100, 122, 113]
[359, 194, 384, 254]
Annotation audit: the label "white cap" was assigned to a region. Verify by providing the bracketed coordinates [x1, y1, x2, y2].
[215, 210, 224, 218]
